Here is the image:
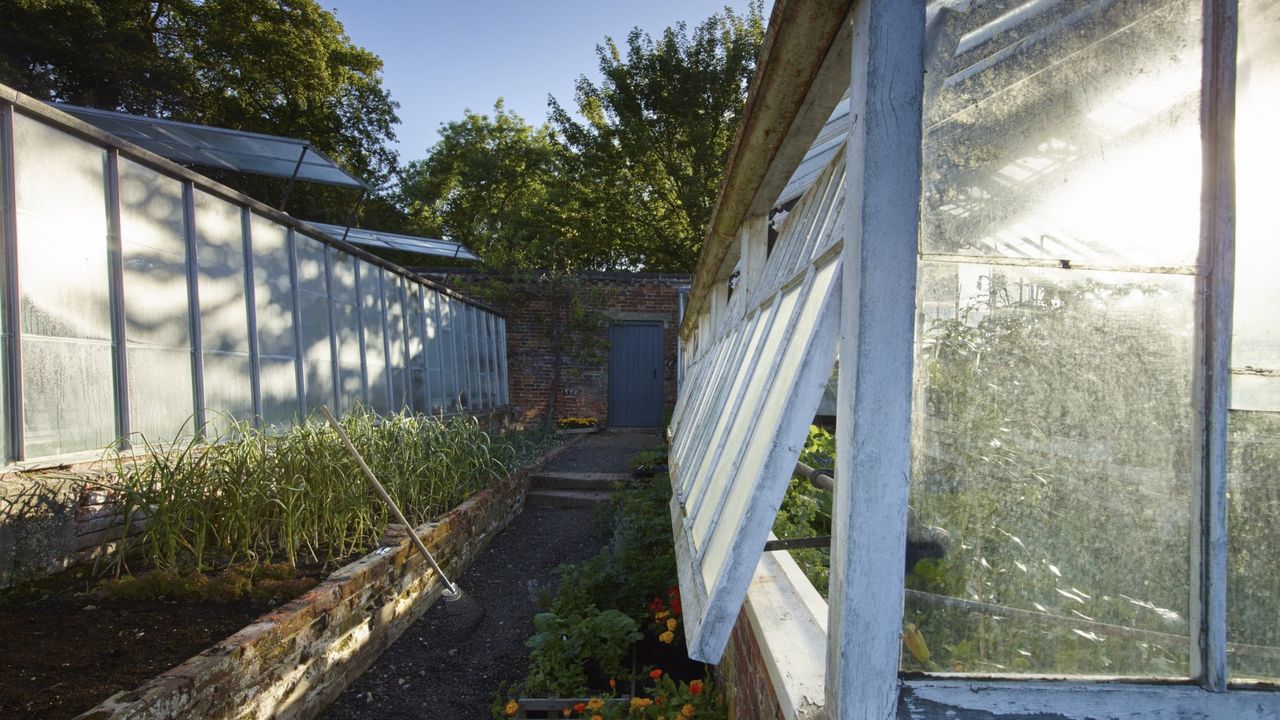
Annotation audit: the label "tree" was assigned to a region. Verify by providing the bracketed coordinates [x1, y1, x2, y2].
[0, 0, 402, 225]
[398, 103, 566, 271]
[549, 2, 765, 272]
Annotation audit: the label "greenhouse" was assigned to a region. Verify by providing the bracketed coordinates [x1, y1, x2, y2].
[0, 87, 508, 464]
[668, 0, 1279, 718]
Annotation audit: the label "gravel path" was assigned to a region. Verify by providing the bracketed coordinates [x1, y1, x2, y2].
[324, 430, 661, 720]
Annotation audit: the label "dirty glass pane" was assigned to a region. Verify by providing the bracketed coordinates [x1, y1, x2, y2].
[907, 262, 1194, 677]
[921, 0, 1202, 268]
[117, 159, 194, 440]
[329, 250, 362, 413]
[22, 338, 115, 457]
[424, 289, 445, 412]
[295, 235, 333, 411]
[1227, 0, 1280, 684]
[249, 215, 297, 425]
[358, 262, 389, 413]
[13, 114, 115, 455]
[437, 294, 458, 412]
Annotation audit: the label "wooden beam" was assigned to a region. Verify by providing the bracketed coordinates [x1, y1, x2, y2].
[682, 0, 853, 340]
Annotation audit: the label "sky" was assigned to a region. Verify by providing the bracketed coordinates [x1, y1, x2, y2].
[324, 1, 757, 162]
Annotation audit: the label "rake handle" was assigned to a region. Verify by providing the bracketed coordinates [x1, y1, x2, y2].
[318, 406, 457, 594]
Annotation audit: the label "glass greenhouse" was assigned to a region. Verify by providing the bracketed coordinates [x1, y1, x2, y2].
[670, 0, 1278, 718]
[0, 86, 508, 464]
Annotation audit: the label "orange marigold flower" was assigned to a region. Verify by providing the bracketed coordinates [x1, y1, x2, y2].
[609, 678, 617, 691]
[587, 698, 604, 711]
[630, 697, 654, 709]
[561, 707, 571, 718]
[573, 702, 587, 713]
[503, 699, 519, 716]
[649, 668, 664, 679]
[654, 610, 670, 621]
[591, 716, 603, 720]
[659, 630, 675, 644]
[689, 679, 704, 695]
[681, 703, 697, 717]
[666, 618, 678, 632]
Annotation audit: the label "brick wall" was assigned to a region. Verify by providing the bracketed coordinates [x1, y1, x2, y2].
[721, 607, 788, 720]
[425, 271, 689, 427]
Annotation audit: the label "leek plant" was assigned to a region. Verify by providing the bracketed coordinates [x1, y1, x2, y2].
[104, 409, 555, 576]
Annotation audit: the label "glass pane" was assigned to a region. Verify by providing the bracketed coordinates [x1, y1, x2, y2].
[251, 214, 296, 359]
[358, 262, 389, 413]
[1227, 0, 1280, 683]
[127, 346, 194, 442]
[907, 262, 1194, 677]
[193, 190, 250, 354]
[202, 351, 253, 435]
[23, 338, 115, 457]
[921, 0, 1202, 268]
[424, 289, 445, 412]
[119, 159, 189, 348]
[13, 114, 111, 341]
[406, 284, 428, 413]
[437, 294, 457, 412]
[329, 251, 362, 413]
[385, 275, 409, 410]
[258, 356, 298, 427]
[295, 236, 332, 411]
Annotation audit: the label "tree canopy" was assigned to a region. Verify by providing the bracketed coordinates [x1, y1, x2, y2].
[0, 0, 400, 222]
[399, 3, 765, 274]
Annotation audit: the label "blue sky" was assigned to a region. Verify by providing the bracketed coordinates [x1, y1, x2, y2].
[324, 1, 756, 161]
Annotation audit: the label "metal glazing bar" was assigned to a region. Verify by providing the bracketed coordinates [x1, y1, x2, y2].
[182, 181, 207, 435]
[241, 209, 263, 426]
[105, 150, 130, 447]
[1191, 0, 1238, 693]
[0, 103, 23, 461]
[278, 145, 308, 212]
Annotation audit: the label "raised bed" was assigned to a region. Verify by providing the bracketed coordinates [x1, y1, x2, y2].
[73, 435, 584, 720]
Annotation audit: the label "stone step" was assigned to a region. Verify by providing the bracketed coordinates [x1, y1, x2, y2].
[530, 472, 633, 491]
[525, 488, 614, 508]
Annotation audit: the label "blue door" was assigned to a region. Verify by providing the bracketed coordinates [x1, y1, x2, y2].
[608, 323, 664, 427]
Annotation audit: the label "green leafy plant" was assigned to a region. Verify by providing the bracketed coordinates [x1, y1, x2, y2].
[525, 607, 642, 696]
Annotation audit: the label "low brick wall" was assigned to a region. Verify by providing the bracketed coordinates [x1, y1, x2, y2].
[75, 436, 578, 720]
[721, 607, 788, 720]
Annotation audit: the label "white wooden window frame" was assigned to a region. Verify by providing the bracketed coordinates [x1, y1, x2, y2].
[830, 0, 1279, 718]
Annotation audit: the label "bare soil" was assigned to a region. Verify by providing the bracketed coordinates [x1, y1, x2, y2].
[0, 573, 268, 719]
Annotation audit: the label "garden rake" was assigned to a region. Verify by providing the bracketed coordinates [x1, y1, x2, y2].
[319, 405, 485, 632]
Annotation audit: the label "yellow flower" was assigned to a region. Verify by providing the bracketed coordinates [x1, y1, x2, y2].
[630, 697, 654, 709]
[666, 618, 678, 632]
[659, 630, 675, 644]
[655, 610, 669, 620]
[592, 716, 603, 720]
[587, 697, 605, 711]
[504, 699, 519, 716]
[681, 704, 697, 717]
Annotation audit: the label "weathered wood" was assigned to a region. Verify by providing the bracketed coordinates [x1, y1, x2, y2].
[826, 1, 924, 718]
[1190, 0, 1237, 693]
[682, 0, 854, 340]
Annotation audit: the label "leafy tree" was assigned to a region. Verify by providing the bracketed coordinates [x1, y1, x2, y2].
[549, 1, 765, 272]
[0, 0, 401, 225]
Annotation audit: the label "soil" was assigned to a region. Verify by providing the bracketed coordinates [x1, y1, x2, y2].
[324, 429, 664, 720]
[0, 574, 267, 719]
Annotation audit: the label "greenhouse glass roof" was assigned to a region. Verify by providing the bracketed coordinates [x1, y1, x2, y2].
[53, 103, 372, 190]
[306, 222, 480, 261]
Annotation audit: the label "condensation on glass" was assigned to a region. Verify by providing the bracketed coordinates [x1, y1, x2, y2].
[295, 233, 334, 412]
[357, 260, 389, 413]
[329, 250, 362, 413]
[13, 114, 115, 456]
[1226, 0, 1280, 684]
[908, 0, 1202, 678]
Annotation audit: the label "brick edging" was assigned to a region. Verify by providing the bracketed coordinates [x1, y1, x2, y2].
[75, 436, 580, 720]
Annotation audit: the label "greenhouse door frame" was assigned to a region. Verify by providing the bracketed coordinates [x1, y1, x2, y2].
[828, 0, 1278, 718]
